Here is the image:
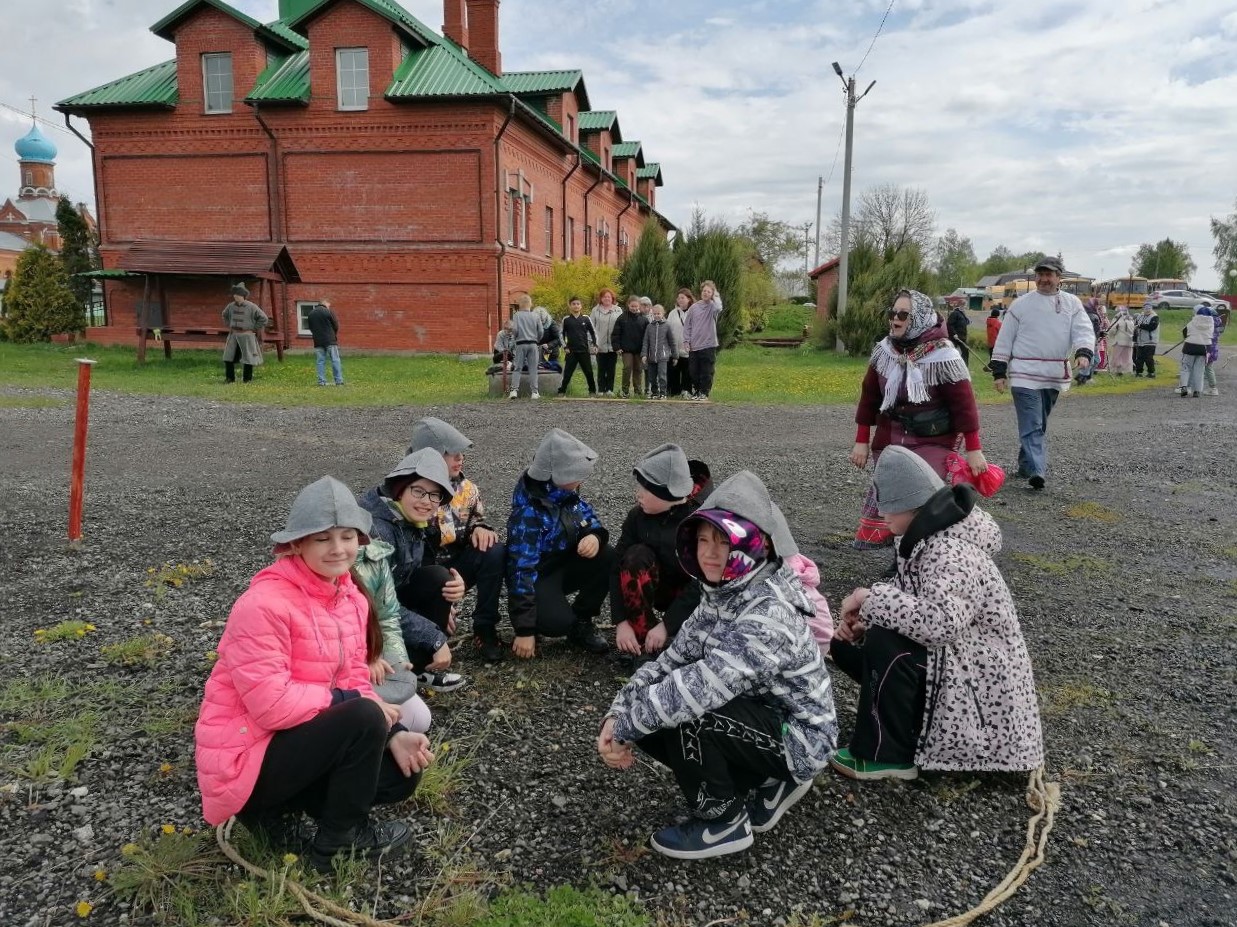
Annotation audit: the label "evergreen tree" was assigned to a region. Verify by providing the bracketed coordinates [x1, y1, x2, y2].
[56, 197, 97, 309]
[822, 243, 934, 356]
[619, 218, 675, 308]
[3, 245, 84, 342]
[672, 211, 746, 347]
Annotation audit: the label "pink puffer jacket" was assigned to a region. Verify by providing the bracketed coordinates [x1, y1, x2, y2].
[194, 555, 377, 825]
[786, 553, 834, 651]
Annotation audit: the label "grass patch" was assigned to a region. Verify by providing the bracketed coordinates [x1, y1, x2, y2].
[412, 726, 484, 815]
[0, 394, 67, 408]
[1040, 681, 1115, 717]
[145, 561, 215, 600]
[33, 619, 97, 643]
[1012, 553, 1110, 577]
[101, 632, 177, 668]
[478, 885, 647, 927]
[0, 340, 1173, 407]
[749, 302, 814, 337]
[1064, 501, 1120, 524]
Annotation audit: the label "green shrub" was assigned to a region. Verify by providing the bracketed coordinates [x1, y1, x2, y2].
[619, 219, 675, 309]
[3, 245, 84, 343]
[672, 210, 746, 348]
[529, 258, 619, 317]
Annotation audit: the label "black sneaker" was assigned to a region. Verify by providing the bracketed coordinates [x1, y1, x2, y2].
[238, 811, 315, 854]
[1028, 475, 1045, 490]
[747, 778, 814, 834]
[568, 622, 608, 654]
[650, 806, 753, 860]
[473, 630, 504, 663]
[309, 818, 411, 872]
[417, 670, 467, 692]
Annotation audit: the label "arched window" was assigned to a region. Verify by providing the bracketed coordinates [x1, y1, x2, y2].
[25, 171, 32, 186]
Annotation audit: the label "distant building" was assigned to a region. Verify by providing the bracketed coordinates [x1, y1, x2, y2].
[58, 0, 673, 353]
[807, 257, 840, 321]
[0, 122, 68, 276]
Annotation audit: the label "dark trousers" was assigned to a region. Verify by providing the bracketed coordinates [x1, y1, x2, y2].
[559, 351, 596, 394]
[223, 344, 253, 383]
[610, 543, 689, 641]
[668, 357, 692, 396]
[395, 565, 453, 671]
[596, 352, 618, 392]
[1134, 344, 1157, 376]
[831, 627, 927, 765]
[635, 695, 792, 819]
[953, 337, 971, 366]
[688, 348, 718, 397]
[532, 545, 616, 635]
[240, 698, 419, 834]
[620, 352, 643, 395]
[440, 541, 505, 634]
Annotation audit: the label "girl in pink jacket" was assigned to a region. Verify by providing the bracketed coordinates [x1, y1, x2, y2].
[195, 477, 435, 871]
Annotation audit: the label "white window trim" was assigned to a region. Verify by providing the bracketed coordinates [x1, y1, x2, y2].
[336, 47, 370, 111]
[544, 205, 553, 257]
[202, 52, 233, 114]
[296, 301, 317, 337]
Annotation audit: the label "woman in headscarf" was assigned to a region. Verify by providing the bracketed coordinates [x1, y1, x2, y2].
[849, 289, 987, 549]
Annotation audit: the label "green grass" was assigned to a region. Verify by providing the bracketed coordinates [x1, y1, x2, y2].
[750, 302, 815, 337]
[0, 339, 1173, 407]
[1012, 552, 1111, 577]
[0, 394, 66, 408]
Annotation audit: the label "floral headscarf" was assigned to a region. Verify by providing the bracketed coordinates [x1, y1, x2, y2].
[897, 289, 940, 343]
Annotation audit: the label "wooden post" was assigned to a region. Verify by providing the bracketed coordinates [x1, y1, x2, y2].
[137, 274, 150, 364]
[68, 358, 97, 542]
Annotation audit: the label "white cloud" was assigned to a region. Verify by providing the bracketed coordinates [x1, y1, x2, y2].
[3, 0, 1235, 287]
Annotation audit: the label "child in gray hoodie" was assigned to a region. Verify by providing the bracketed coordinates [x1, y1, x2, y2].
[641, 304, 678, 399]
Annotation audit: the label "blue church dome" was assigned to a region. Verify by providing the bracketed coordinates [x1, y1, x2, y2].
[15, 124, 57, 164]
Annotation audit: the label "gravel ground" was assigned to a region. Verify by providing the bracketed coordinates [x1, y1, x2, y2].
[1, 379, 1235, 927]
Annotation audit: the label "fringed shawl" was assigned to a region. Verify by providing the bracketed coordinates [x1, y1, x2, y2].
[870, 335, 971, 411]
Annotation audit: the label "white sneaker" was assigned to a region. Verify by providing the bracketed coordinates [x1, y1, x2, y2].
[530, 392, 540, 400]
[1206, 387, 1219, 396]
[507, 389, 518, 399]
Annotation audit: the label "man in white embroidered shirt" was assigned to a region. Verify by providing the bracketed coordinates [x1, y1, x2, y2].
[989, 256, 1095, 491]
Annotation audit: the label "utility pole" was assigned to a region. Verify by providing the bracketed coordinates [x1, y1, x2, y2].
[832, 62, 875, 351]
[814, 175, 823, 268]
[801, 222, 813, 280]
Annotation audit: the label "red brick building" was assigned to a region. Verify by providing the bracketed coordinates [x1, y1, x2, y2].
[57, 0, 671, 353]
[807, 257, 839, 321]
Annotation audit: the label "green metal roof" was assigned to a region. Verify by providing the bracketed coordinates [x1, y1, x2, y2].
[503, 69, 580, 93]
[57, 59, 178, 110]
[288, 0, 438, 46]
[150, 0, 262, 40]
[612, 141, 640, 157]
[637, 162, 663, 185]
[247, 51, 310, 103]
[259, 18, 309, 50]
[387, 45, 505, 97]
[578, 110, 617, 132]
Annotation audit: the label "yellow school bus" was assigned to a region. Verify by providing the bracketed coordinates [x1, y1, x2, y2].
[1059, 277, 1093, 300]
[1096, 276, 1149, 310]
[1147, 278, 1187, 294]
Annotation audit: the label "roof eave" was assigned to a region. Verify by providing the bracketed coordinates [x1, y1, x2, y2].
[150, 0, 262, 42]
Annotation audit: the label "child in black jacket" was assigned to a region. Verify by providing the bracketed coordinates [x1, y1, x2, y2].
[612, 444, 713, 656]
[556, 296, 598, 396]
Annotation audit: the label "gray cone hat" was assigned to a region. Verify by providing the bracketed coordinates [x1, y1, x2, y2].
[527, 428, 597, 484]
[873, 446, 945, 515]
[769, 502, 798, 558]
[271, 476, 372, 546]
[408, 417, 472, 456]
[383, 448, 454, 500]
[633, 443, 693, 499]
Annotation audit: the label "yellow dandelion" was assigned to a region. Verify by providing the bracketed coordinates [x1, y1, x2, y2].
[75, 901, 93, 918]
[180, 826, 193, 835]
[160, 824, 176, 835]
[120, 843, 140, 857]
[282, 852, 299, 865]
[158, 762, 173, 775]
[439, 742, 451, 755]
[93, 869, 107, 882]
[206, 650, 218, 662]
[86, 623, 96, 631]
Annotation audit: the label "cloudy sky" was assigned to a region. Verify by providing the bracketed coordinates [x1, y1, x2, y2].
[3, 0, 1235, 287]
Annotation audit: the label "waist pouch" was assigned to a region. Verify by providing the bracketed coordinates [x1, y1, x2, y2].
[892, 405, 953, 437]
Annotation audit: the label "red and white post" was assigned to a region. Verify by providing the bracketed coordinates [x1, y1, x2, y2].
[68, 358, 97, 542]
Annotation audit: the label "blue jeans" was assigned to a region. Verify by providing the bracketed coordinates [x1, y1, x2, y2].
[315, 345, 343, 385]
[1011, 386, 1059, 479]
[1178, 353, 1205, 394]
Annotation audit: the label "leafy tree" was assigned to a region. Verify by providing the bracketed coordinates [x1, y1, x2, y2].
[3, 244, 84, 342]
[977, 246, 1047, 278]
[736, 211, 803, 268]
[618, 218, 675, 309]
[56, 197, 98, 309]
[1131, 238, 1195, 281]
[1211, 197, 1237, 288]
[528, 257, 618, 319]
[816, 242, 934, 355]
[934, 228, 978, 291]
[672, 210, 746, 347]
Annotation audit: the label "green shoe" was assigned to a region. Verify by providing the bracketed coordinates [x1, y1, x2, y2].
[829, 747, 918, 781]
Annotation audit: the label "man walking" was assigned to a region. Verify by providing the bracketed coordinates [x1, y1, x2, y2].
[990, 256, 1095, 491]
[307, 299, 344, 386]
[947, 301, 972, 365]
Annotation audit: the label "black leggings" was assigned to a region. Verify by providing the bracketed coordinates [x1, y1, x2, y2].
[596, 352, 618, 392]
[831, 626, 927, 764]
[688, 348, 717, 397]
[240, 698, 419, 833]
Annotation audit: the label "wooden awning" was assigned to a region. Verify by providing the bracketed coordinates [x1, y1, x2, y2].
[115, 241, 301, 282]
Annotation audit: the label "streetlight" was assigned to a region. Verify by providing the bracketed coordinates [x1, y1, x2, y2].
[831, 61, 876, 351]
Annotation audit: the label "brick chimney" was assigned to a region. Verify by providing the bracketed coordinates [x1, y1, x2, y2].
[464, 0, 500, 74]
[443, 0, 468, 51]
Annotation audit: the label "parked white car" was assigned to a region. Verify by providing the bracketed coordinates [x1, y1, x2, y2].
[1152, 289, 1230, 311]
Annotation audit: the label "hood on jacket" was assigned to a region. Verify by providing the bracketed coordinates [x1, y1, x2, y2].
[899, 484, 1001, 559]
[677, 470, 779, 583]
[407, 417, 472, 455]
[687, 459, 713, 502]
[271, 476, 372, 549]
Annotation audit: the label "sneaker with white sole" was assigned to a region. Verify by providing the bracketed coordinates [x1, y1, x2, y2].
[829, 747, 918, 781]
[649, 806, 753, 860]
[507, 389, 517, 399]
[747, 778, 814, 833]
[416, 671, 466, 692]
[530, 391, 540, 400]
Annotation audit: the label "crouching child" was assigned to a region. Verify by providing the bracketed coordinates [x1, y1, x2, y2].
[598, 471, 837, 860]
[829, 446, 1043, 780]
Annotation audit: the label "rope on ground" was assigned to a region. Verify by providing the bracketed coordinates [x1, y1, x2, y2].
[215, 817, 401, 927]
[923, 765, 1061, 927]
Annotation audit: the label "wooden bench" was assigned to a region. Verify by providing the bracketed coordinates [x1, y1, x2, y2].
[137, 327, 285, 361]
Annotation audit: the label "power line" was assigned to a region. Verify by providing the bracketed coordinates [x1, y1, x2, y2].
[0, 100, 76, 136]
[855, 0, 896, 77]
[822, 120, 846, 190]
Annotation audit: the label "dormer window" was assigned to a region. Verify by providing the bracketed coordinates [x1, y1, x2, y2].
[202, 53, 233, 114]
[337, 48, 370, 111]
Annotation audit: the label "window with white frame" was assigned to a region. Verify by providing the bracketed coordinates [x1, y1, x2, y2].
[544, 206, 553, 256]
[296, 301, 317, 336]
[504, 170, 533, 250]
[202, 53, 233, 114]
[336, 48, 370, 110]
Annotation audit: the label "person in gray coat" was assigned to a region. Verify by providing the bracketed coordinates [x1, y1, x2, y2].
[641, 305, 678, 399]
[508, 294, 544, 399]
[599, 470, 837, 860]
[222, 283, 268, 383]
